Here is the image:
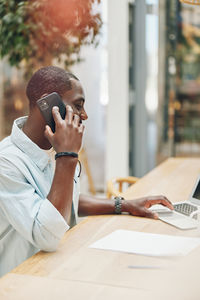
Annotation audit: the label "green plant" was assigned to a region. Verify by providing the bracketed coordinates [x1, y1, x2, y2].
[0, 0, 102, 77]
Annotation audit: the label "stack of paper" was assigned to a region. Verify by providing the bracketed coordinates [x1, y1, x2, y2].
[89, 230, 200, 257]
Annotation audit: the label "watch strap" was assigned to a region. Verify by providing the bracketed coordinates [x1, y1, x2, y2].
[114, 196, 124, 214]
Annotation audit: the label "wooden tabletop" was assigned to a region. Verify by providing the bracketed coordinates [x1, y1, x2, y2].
[1, 158, 200, 299]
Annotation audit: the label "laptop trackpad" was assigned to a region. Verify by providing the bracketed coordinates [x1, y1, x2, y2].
[159, 212, 198, 230]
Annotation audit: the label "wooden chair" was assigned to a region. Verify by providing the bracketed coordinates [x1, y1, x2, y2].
[106, 176, 139, 198]
[79, 148, 96, 195]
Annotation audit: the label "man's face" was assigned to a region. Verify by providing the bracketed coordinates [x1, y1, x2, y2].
[62, 79, 88, 123]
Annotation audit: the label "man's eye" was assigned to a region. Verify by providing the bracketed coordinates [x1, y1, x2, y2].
[75, 105, 82, 110]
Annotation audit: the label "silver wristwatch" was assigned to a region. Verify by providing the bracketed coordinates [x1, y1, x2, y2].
[114, 196, 124, 214]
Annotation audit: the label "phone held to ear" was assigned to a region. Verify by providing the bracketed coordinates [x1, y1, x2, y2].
[36, 92, 66, 133]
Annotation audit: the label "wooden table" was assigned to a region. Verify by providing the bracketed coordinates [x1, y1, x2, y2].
[1, 158, 200, 300]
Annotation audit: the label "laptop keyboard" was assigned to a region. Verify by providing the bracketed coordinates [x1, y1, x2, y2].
[174, 203, 198, 217]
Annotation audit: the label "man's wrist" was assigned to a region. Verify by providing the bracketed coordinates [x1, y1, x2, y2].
[55, 155, 78, 167]
[121, 199, 130, 213]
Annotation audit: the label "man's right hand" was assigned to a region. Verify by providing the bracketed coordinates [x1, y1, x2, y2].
[44, 105, 84, 153]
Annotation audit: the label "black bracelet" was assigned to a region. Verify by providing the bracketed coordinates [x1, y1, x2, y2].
[55, 152, 78, 160]
[77, 160, 82, 178]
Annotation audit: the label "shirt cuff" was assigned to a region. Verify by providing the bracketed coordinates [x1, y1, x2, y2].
[37, 198, 70, 240]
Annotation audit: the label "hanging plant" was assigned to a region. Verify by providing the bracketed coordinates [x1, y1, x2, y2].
[0, 0, 102, 77]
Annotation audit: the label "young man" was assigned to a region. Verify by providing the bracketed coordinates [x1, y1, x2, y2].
[0, 66, 173, 276]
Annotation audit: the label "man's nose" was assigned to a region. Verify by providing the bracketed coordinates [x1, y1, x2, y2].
[80, 110, 88, 121]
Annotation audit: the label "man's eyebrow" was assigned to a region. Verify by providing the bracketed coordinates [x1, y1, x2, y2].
[74, 98, 85, 103]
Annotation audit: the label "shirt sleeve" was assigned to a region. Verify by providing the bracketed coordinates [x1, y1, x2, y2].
[0, 159, 69, 252]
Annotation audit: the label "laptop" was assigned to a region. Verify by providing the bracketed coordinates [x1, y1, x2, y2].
[150, 175, 200, 230]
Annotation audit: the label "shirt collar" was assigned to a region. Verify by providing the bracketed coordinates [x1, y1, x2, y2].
[10, 116, 50, 171]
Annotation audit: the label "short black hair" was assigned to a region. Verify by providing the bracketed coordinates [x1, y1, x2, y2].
[26, 66, 79, 107]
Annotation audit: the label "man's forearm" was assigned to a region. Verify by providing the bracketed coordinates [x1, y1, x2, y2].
[47, 157, 77, 223]
[78, 194, 117, 216]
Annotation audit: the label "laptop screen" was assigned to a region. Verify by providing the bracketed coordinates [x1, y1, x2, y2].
[192, 179, 200, 200]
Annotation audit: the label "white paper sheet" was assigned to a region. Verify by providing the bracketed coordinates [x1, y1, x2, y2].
[89, 230, 200, 257]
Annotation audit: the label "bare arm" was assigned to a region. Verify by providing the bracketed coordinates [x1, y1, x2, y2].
[47, 157, 77, 224]
[45, 106, 84, 224]
[78, 194, 116, 216]
[78, 194, 173, 219]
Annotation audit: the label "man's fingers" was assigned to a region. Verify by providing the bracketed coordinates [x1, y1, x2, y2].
[144, 208, 159, 219]
[137, 208, 159, 220]
[73, 114, 80, 127]
[44, 125, 54, 141]
[78, 124, 85, 134]
[65, 105, 73, 124]
[52, 106, 63, 126]
[146, 196, 174, 210]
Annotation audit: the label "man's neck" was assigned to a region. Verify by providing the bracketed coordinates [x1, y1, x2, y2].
[22, 111, 52, 150]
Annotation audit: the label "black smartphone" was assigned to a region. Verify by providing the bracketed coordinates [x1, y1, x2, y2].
[36, 92, 66, 133]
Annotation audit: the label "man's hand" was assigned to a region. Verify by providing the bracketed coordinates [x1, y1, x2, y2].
[122, 196, 174, 219]
[45, 105, 84, 222]
[44, 105, 84, 153]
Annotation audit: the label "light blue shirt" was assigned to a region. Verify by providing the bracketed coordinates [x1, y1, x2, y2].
[0, 117, 80, 277]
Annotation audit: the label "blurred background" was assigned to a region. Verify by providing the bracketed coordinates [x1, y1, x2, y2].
[1, 0, 200, 195]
